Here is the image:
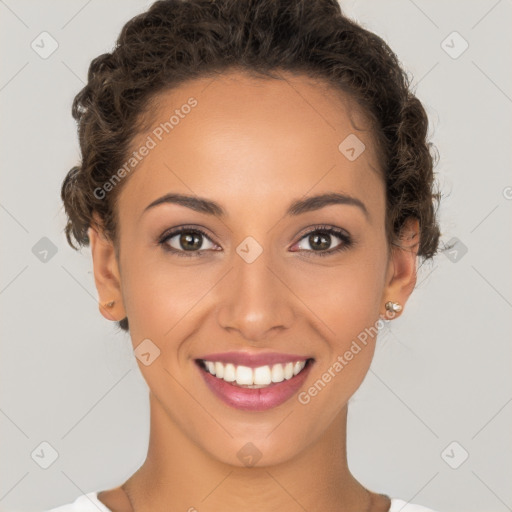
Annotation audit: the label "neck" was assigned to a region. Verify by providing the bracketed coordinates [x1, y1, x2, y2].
[124, 393, 371, 512]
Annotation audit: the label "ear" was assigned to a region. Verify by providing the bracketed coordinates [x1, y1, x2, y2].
[380, 217, 420, 320]
[88, 212, 126, 322]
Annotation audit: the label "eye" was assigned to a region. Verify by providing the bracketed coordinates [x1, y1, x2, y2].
[159, 226, 219, 257]
[291, 225, 353, 257]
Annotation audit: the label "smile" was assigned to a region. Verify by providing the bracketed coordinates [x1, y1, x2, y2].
[195, 355, 315, 411]
[198, 359, 310, 388]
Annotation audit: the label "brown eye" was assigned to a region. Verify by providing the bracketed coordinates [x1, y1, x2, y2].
[292, 226, 353, 257]
[305, 232, 333, 251]
[175, 231, 203, 251]
[160, 228, 217, 255]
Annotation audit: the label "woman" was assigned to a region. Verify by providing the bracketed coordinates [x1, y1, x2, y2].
[51, 0, 441, 510]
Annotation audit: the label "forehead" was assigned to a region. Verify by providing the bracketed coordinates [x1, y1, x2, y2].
[119, 70, 383, 219]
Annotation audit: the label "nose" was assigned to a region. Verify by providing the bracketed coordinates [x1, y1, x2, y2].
[217, 249, 295, 343]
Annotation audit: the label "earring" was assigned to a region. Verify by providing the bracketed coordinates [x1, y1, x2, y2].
[385, 301, 402, 313]
[104, 300, 115, 308]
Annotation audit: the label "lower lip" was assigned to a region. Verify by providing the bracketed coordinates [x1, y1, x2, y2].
[196, 360, 314, 412]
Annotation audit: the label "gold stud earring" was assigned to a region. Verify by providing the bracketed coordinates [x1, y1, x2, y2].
[385, 301, 402, 313]
[104, 300, 115, 308]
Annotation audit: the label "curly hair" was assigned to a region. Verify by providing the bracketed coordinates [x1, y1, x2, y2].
[61, 0, 441, 332]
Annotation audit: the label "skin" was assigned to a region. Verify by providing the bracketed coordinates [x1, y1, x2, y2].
[88, 70, 419, 512]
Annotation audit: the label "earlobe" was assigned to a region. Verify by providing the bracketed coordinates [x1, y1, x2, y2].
[88, 213, 126, 322]
[380, 217, 420, 320]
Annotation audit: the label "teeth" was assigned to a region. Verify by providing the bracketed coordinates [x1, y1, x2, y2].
[271, 363, 284, 383]
[293, 361, 304, 375]
[236, 365, 253, 385]
[223, 363, 236, 382]
[214, 361, 224, 378]
[200, 359, 308, 388]
[206, 361, 216, 375]
[254, 365, 271, 385]
[284, 362, 294, 380]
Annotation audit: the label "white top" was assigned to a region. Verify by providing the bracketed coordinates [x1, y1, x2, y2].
[44, 491, 440, 511]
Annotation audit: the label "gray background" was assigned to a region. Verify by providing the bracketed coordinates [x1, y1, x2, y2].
[1, 1, 511, 511]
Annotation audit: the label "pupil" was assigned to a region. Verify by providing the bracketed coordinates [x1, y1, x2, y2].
[181, 232, 202, 250]
[310, 232, 330, 250]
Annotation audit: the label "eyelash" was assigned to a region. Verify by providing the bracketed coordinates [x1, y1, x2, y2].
[158, 224, 353, 258]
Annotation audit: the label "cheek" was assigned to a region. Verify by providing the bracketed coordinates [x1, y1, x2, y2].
[286, 248, 388, 396]
[289, 259, 386, 424]
[119, 248, 220, 345]
[291, 255, 386, 335]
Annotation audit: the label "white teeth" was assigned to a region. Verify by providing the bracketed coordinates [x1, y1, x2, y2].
[284, 362, 294, 380]
[201, 359, 309, 388]
[293, 360, 306, 375]
[214, 361, 224, 378]
[254, 365, 272, 386]
[223, 363, 236, 382]
[271, 364, 284, 383]
[235, 365, 253, 385]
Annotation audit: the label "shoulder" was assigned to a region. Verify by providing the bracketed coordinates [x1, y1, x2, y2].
[43, 492, 111, 512]
[389, 498, 440, 512]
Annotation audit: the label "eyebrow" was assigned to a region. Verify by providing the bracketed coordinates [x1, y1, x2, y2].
[142, 192, 369, 220]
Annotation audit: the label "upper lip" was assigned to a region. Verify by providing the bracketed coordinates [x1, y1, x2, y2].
[196, 351, 312, 368]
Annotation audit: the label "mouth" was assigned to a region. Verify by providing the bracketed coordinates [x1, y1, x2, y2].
[196, 358, 313, 388]
[194, 356, 315, 411]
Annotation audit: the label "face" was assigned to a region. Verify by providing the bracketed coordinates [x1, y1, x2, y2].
[89, 70, 418, 467]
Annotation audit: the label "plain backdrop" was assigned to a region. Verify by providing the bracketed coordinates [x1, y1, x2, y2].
[1, 1, 511, 511]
